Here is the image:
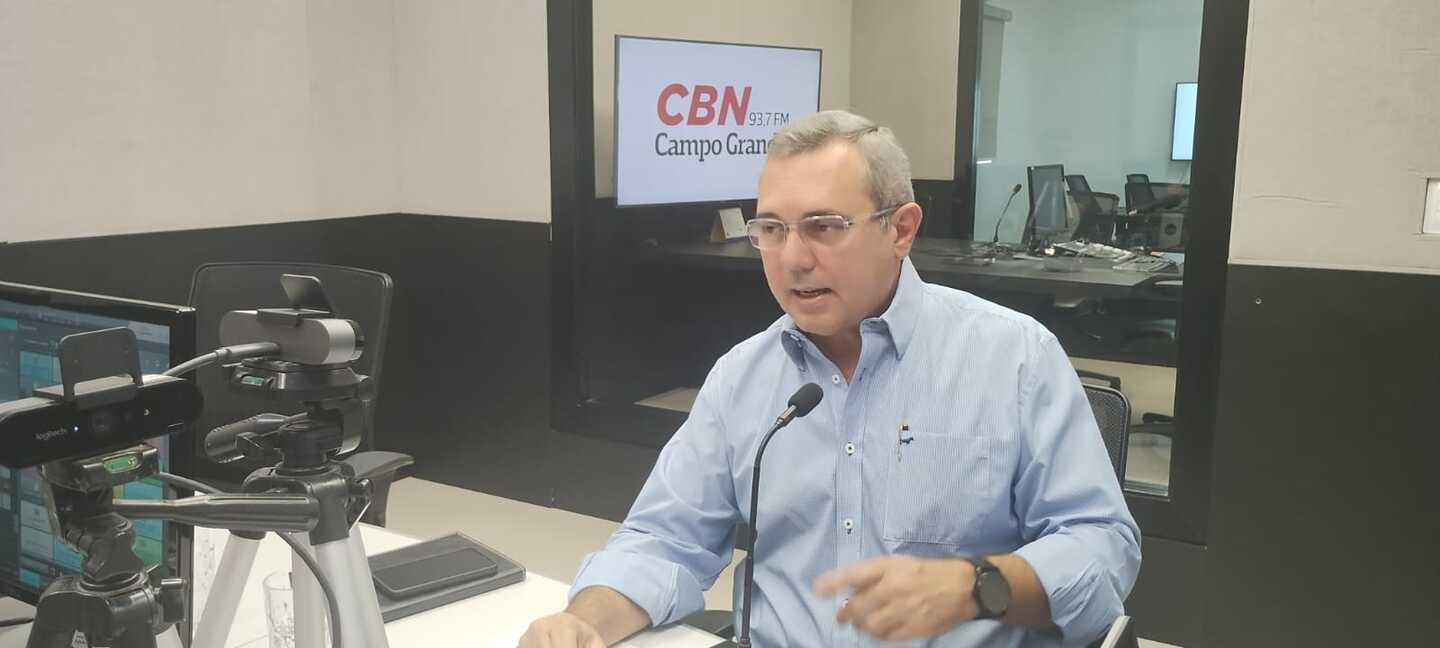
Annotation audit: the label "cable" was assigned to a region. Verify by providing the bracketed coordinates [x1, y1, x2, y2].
[163, 342, 281, 377]
[155, 472, 344, 648]
[0, 617, 33, 628]
[153, 472, 224, 495]
[277, 532, 344, 648]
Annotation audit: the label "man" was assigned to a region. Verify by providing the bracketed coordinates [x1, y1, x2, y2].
[522, 111, 1140, 647]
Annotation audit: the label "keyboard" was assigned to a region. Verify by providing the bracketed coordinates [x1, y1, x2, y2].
[1113, 255, 1177, 273]
[1053, 240, 1137, 263]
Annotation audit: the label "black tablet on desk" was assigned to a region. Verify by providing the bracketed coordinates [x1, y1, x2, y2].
[370, 533, 525, 622]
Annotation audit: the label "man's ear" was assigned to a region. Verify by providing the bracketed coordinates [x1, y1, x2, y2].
[890, 202, 923, 258]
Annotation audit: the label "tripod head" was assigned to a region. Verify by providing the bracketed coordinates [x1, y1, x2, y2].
[0, 328, 200, 648]
[39, 444, 176, 589]
[204, 274, 376, 470]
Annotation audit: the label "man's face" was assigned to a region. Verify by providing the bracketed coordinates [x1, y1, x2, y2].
[755, 142, 919, 340]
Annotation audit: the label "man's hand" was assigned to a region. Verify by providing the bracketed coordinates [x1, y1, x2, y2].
[814, 555, 977, 642]
[518, 612, 607, 648]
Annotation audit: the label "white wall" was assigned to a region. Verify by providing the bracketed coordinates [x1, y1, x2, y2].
[0, 0, 398, 243]
[976, 0, 1202, 242]
[592, 0, 853, 198]
[0, 0, 553, 244]
[394, 0, 551, 222]
[849, 0, 960, 182]
[1228, 0, 1440, 274]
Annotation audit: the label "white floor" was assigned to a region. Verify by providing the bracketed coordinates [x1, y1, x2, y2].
[385, 478, 1180, 648]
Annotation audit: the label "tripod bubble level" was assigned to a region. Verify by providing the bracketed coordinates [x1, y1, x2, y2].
[103, 453, 140, 474]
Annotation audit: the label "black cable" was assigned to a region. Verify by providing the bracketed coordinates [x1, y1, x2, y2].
[0, 617, 33, 628]
[276, 532, 345, 648]
[153, 472, 223, 495]
[155, 472, 344, 648]
[163, 342, 281, 377]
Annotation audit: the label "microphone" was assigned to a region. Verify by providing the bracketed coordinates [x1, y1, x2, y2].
[732, 383, 823, 648]
[991, 183, 1024, 244]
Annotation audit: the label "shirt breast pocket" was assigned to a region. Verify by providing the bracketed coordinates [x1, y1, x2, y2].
[883, 432, 999, 547]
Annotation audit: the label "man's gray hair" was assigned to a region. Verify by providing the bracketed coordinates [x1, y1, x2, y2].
[767, 110, 915, 209]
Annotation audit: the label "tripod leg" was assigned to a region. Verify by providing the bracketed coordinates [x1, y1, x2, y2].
[289, 535, 330, 648]
[23, 604, 76, 648]
[111, 624, 161, 648]
[314, 534, 389, 648]
[192, 533, 262, 648]
[25, 586, 161, 648]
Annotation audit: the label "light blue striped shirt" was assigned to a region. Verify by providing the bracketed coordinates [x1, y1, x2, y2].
[570, 257, 1141, 647]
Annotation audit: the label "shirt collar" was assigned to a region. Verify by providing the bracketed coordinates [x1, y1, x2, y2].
[779, 256, 924, 364]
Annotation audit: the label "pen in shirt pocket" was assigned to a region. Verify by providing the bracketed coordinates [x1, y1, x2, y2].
[896, 421, 912, 461]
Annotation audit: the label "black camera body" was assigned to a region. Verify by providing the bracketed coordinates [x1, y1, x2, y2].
[0, 375, 201, 469]
[0, 327, 203, 469]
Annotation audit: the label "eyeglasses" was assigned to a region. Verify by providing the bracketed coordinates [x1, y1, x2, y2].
[746, 206, 899, 250]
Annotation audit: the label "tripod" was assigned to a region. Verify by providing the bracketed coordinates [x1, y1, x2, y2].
[24, 446, 186, 648]
[192, 406, 389, 648]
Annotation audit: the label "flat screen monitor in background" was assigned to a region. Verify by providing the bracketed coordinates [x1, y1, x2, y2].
[1025, 164, 1068, 244]
[614, 36, 822, 207]
[1172, 82, 1197, 161]
[0, 282, 195, 605]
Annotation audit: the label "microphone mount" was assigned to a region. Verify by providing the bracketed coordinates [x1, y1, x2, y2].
[732, 382, 823, 648]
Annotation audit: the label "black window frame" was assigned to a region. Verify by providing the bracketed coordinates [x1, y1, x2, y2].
[952, 0, 1249, 544]
[549, 0, 1249, 545]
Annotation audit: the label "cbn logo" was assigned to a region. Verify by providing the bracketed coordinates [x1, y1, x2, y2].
[656, 84, 752, 126]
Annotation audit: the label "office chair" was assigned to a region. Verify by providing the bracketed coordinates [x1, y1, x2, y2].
[1065, 175, 1120, 243]
[1122, 174, 1190, 248]
[1078, 375, 1131, 486]
[1124, 173, 1154, 209]
[1124, 173, 1190, 213]
[187, 262, 413, 526]
[1097, 616, 1140, 648]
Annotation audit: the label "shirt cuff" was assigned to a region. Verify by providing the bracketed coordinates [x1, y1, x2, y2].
[1013, 534, 1119, 643]
[568, 549, 705, 627]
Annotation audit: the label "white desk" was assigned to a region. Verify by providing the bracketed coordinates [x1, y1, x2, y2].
[1, 525, 720, 648]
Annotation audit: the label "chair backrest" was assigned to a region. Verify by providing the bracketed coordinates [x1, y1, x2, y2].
[1064, 176, 1102, 226]
[187, 262, 393, 484]
[1093, 192, 1120, 216]
[1081, 383, 1130, 486]
[1090, 615, 1139, 648]
[1124, 175, 1157, 211]
[1066, 177, 1119, 243]
[1064, 174, 1093, 195]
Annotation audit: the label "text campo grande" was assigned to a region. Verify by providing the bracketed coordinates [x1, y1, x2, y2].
[654, 132, 770, 162]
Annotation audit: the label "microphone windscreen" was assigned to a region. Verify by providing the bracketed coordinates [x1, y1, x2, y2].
[1011, 183, 1023, 194]
[788, 383, 824, 417]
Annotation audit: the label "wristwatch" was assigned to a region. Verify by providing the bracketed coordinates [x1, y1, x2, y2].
[966, 556, 1011, 620]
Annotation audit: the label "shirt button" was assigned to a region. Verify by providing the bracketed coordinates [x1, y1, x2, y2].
[842, 518, 854, 531]
[831, 374, 841, 385]
[844, 442, 855, 456]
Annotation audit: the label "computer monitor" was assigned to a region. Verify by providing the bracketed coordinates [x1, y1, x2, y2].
[1172, 82, 1197, 161]
[0, 281, 195, 605]
[1025, 164, 1068, 244]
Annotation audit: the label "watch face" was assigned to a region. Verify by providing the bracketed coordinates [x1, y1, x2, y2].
[977, 570, 1012, 615]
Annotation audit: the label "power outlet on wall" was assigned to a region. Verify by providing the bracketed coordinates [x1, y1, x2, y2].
[1426, 178, 1440, 235]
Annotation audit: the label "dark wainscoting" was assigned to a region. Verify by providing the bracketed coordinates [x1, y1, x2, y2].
[0, 214, 554, 506]
[1197, 263, 1440, 647]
